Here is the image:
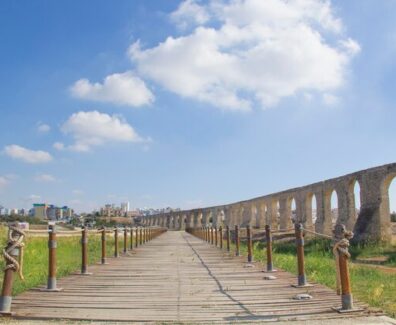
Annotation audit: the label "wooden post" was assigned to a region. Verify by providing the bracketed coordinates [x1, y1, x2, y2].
[140, 228, 143, 245]
[101, 227, 107, 264]
[292, 223, 311, 287]
[0, 224, 26, 315]
[210, 227, 214, 245]
[247, 225, 253, 263]
[332, 227, 360, 312]
[42, 225, 62, 291]
[219, 226, 223, 249]
[265, 225, 275, 272]
[80, 227, 91, 275]
[130, 228, 133, 250]
[215, 227, 218, 246]
[226, 226, 230, 252]
[123, 227, 128, 253]
[135, 228, 138, 248]
[235, 225, 240, 256]
[114, 228, 119, 258]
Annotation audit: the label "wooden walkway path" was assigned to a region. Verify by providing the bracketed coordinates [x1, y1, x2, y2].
[11, 231, 373, 323]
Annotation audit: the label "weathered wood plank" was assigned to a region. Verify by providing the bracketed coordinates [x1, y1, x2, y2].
[10, 231, 375, 323]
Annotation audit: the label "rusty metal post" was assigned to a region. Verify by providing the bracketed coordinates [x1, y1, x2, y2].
[123, 227, 127, 253]
[81, 227, 91, 275]
[226, 226, 230, 252]
[215, 227, 218, 246]
[235, 225, 240, 256]
[114, 228, 119, 257]
[292, 223, 311, 287]
[265, 225, 276, 272]
[0, 224, 26, 315]
[219, 226, 223, 249]
[247, 225, 253, 263]
[42, 225, 62, 291]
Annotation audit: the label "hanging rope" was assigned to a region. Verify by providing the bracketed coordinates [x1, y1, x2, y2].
[303, 228, 333, 239]
[2, 225, 26, 281]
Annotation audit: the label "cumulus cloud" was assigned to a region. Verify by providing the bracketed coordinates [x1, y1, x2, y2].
[4, 145, 53, 164]
[129, 0, 359, 110]
[37, 122, 50, 133]
[60, 110, 147, 152]
[34, 173, 56, 182]
[70, 71, 154, 107]
[170, 0, 210, 29]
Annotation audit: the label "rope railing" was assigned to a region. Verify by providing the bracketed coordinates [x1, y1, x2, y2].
[187, 222, 360, 314]
[303, 228, 333, 240]
[0, 224, 167, 316]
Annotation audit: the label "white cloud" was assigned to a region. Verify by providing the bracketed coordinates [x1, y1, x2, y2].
[37, 123, 50, 133]
[4, 145, 53, 164]
[60, 110, 147, 152]
[53, 142, 65, 151]
[129, 0, 359, 111]
[170, 0, 210, 29]
[70, 71, 154, 107]
[0, 176, 8, 189]
[339, 38, 361, 56]
[34, 174, 56, 182]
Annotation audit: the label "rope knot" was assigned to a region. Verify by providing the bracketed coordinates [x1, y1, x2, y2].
[2, 225, 26, 281]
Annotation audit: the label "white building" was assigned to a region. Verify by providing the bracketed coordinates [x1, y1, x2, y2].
[121, 202, 130, 213]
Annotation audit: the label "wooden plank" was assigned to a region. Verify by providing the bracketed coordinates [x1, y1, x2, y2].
[10, 231, 375, 323]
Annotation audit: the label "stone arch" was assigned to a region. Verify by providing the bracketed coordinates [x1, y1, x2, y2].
[305, 192, 316, 228]
[330, 189, 339, 226]
[258, 201, 267, 228]
[250, 204, 259, 228]
[345, 178, 362, 229]
[280, 196, 294, 230]
[380, 172, 396, 232]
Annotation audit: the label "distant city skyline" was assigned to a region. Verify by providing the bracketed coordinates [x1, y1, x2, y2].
[0, 0, 395, 213]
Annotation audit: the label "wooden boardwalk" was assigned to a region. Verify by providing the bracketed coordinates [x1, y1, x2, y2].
[11, 231, 373, 323]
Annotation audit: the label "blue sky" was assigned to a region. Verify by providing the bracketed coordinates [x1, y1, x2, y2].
[0, 0, 395, 213]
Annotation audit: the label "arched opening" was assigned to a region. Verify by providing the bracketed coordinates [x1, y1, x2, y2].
[262, 203, 267, 228]
[331, 189, 339, 226]
[251, 205, 258, 228]
[382, 174, 396, 226]
[291, 198, 297, 224]
[311, 194, 318, 225]
[353, 181, 361, 215]
[390, 178, 396, 225]
[276, 200, 280, 229]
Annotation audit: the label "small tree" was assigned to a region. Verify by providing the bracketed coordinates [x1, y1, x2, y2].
[391, 211, 396, 222]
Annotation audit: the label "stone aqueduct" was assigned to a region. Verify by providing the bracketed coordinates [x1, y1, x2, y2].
[141, 163, 396, 242]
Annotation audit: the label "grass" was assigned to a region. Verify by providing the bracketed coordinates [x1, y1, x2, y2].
[233, 237, 396, 318]
[0, 227, 136, 295]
